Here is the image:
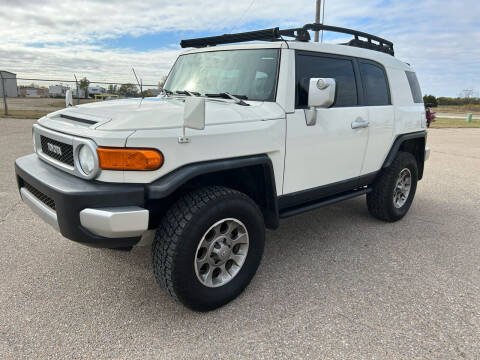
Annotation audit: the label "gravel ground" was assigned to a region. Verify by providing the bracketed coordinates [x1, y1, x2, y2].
[1, 118, 479, 359]
[0, 98, 93, 112]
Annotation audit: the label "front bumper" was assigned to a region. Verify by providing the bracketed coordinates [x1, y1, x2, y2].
[15, 154, 148, 248]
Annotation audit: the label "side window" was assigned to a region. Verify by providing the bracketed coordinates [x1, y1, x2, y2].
[359, 62, 390, 106]
[405, 71, 423, 103]
[296, 54, 358, 107]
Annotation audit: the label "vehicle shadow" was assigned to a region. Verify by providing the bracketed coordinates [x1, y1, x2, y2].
[83, 195, 385, 313]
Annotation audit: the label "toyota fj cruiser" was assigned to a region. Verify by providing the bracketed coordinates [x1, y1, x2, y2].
[15, 24, 430, 311]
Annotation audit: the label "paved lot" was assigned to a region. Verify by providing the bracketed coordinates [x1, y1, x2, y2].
[1, 118, 479, 359]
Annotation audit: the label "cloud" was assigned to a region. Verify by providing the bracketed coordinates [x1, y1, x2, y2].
[0, 0, 478, 95]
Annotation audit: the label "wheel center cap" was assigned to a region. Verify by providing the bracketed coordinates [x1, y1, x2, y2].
[218, 246, 231, 261]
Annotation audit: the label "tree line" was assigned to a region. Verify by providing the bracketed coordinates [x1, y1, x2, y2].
[423, 95, 480, 107]
[77, 75, 168, 98]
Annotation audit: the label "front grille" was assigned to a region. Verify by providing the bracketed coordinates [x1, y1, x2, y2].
[23, 181, 56, 211]
[40, 136, 74, 166]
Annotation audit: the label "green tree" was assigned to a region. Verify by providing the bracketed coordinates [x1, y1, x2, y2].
[118, 83, 138, 97]
[423, 94, 437, 107]
[79, 77, 90, 99]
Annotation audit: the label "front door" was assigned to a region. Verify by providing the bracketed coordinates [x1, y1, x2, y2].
[282, 51, 369, 197]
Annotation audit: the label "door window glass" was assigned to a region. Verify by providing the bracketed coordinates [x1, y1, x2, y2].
[296, 54, 358, 107]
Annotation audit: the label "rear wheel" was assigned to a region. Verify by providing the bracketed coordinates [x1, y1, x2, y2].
[152, 186, 265, 311]
[367, 151, 418, 222]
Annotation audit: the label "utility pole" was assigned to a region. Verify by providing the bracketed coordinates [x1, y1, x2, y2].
[314, 0, 321, 42]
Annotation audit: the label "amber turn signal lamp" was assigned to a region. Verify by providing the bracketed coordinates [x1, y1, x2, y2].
[97, 148, 163, 171]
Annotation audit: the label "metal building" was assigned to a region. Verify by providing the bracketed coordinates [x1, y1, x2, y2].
[0, 71, 18, 97]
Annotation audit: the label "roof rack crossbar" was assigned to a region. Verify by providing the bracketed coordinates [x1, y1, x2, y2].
[180, 24, 394, 56]
[180, 28, 280, 49]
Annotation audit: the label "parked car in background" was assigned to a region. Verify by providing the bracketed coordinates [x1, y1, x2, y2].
[425, 103, 436, 127]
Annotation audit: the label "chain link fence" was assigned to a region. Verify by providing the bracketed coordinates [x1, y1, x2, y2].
[0, 73, 162, 118]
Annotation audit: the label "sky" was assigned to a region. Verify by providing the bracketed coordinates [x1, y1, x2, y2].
[0, 0, 479, 97]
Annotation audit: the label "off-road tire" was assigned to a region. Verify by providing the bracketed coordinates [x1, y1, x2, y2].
[367, 151, 418, 222]
[152, 186, 265, 311]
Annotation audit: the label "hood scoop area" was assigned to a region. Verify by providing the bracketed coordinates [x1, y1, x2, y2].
[48, 110, 111, 128]
[60, 114, 97, 125]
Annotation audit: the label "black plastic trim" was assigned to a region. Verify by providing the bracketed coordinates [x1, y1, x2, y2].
[146, 154, 279, 229]
[15, 154, 145, 248]
[278, 171, 377, 211]
[60, 114, 97, 125]
[383, 131, 427, 169]
[280, 188, 371, 218]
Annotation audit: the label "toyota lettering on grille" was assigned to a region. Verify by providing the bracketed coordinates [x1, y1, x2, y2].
[47, 143, 63, 156]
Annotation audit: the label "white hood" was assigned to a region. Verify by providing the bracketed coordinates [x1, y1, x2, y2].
[44, 97, 285, 131]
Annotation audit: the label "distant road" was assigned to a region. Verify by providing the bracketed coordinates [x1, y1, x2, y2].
[435, 112, 480, 119]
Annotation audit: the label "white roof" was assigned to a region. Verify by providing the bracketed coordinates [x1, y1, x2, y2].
[181, 41, 410, 70]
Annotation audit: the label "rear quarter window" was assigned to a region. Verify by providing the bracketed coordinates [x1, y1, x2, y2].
[359, 62, 391, 106]
[405, 71, 423, 103]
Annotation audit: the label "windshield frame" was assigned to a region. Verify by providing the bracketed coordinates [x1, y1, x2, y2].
[163, 48, 281, 102]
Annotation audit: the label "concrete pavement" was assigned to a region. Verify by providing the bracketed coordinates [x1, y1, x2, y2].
[1, 118, 479, 359]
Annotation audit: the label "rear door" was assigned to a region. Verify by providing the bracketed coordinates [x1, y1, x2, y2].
[357, 60, 394, 175]
[283, 51, 369, 198]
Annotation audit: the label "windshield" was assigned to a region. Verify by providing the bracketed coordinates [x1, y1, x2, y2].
[164, 49, 279, 101]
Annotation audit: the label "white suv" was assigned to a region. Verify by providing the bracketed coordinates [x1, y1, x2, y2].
[15, 24, 429, 311]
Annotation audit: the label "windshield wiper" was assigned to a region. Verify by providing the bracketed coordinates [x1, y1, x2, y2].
[160, 89, 174, 97]
[205, 92, 250, 106]
[175, 90, 200, 96]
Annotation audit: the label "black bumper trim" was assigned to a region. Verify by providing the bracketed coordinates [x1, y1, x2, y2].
[15, 154, 146, 248]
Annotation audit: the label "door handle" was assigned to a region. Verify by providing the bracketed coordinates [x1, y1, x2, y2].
[351, 119, 369, 129]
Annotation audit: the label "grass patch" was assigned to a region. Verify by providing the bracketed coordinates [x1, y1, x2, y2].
[436, 104, 480, 115]
[431, 117, 480, 128]
[0, 109, 52, 119]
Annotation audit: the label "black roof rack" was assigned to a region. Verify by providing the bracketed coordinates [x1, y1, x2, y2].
[180, 23, 394, 56]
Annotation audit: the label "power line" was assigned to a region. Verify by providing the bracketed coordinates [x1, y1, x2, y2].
[238, 0, 256, 24]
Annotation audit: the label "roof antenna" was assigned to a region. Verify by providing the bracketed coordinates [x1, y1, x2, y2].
[132, 67, 144, 99]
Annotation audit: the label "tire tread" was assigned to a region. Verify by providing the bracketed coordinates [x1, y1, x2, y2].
[367, 151, 417, 222]
[152, 186, 258, 302]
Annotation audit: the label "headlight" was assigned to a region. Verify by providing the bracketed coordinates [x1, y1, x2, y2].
[78, 145, 95, 175]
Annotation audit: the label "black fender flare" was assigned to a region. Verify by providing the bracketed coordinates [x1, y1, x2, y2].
[146, 154, 279, 229]
[382, 130, 427, 179]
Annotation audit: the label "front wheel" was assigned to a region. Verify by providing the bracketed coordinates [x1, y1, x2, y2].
[367, 151, 418, 222]
[152, 186, 265, 311]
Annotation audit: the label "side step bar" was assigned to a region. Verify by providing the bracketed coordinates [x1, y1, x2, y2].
[279, 188, 371, 219]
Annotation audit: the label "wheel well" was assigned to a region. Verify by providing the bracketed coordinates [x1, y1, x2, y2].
[382, 132, 426, 181]
[398, 138, 425, 180]
[146, 163, 279, 230]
